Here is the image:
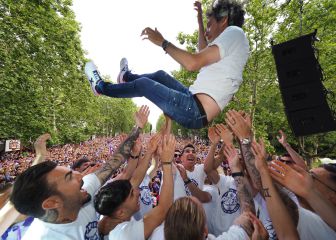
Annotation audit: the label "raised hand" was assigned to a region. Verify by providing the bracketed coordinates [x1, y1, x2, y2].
[194, 1, 203, 18]
[131, 138, 142, 157]
[222, 144, 241, 172]
[160, 134, 176, 163]
[277, 130, 287, 146]
[135, 105, 150, 129]
[248, 212, 269, 240]
[251, 138, 268, 173]
[33, 133, 51, 164]
[269, 160, 313, 199]
[208, 126, 220, 144]
[176, 163, 188, 181]
[215, 123, 233, 145]
[225, 110, 252, 140]
[147, 133, 162, 154]
[141, 27, 165, 47]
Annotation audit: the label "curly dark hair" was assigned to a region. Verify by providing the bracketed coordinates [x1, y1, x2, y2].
[206, 0, 245, 27]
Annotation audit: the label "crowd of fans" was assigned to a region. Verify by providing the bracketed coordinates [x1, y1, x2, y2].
[0, 105, 335, 240]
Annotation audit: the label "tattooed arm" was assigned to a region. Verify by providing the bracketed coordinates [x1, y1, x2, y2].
[226, 110, 262, 191]
[223, 144, 256, 214]
[95, 105, 149, 184]
[252, 139, 299, 240]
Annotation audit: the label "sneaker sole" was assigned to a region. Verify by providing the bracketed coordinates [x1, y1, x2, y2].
[85, 62, 101, 96]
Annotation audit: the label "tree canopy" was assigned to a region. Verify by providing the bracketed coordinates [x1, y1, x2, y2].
[0, 0, 138, 146]
[169, 0, 336, 159]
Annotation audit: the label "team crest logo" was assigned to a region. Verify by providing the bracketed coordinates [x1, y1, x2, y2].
[221, 188, 240, 214]
[140, 186, 152, 205]
[85, 221, 99, 240]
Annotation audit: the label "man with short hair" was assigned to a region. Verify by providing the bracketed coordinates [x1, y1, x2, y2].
[174, 143, 212, 203]
[10, 106, 149, 240]
[85, 0, 249, 129]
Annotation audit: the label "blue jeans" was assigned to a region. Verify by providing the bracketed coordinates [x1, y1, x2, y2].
[96, 70, 206, 129]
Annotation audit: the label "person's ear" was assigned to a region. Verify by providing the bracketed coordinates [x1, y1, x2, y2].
[220, 16, 229, 28]
[114, 207, 126, 219]
[42, 196, 62, 210]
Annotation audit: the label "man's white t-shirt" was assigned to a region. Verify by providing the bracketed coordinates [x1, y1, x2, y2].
[133, 174, 153, 221]
[171, 164, 206, 201]
[297, 206, 336, 240]
[253, 193, 277, 240]
[185, 164, 207, 196]
[108, 218, 144, 240]
[212, 174, 241, 236]
[202, 184, 221, 235]
[189, 26, 249, 110]
[22, 173, 101, 240]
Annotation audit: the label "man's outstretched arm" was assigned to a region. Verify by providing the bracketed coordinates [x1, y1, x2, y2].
[95, 105, 149, 184]
[141, 27, 220, 72]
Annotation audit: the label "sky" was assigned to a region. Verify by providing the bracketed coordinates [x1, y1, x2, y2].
[72, 0, 200, 128]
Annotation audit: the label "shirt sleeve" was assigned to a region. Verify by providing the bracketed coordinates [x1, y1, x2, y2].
[215, 174, 234, 196]
[82, 173, 101, 196]
[214, 225, 248, 240]
[109, 219, 145, 240]
[209, 27, 246, 59]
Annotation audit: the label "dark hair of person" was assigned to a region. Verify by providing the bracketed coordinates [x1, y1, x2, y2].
[10, 161, 58, 218]
[71, 156, 90, 170]
[206, 0, 245, 27]
[322, 163, 336, 182]
[182, 144, 195, 155]
[94, 180, 132, 216]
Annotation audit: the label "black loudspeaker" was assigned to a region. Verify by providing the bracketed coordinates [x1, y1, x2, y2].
[272, 31, 336, 136]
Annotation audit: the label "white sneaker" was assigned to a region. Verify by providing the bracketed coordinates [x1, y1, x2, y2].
[85, 61, 102, 96]
[117, 58, 129, 84]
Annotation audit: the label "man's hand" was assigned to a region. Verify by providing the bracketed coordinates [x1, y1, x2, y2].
[277, 130, 288, 146]
[194, 1, 203, 19]
[176, 164, 188, 181]
[147, 133, 161, 154]
[223, 144, 241, 172]
[208, 126, 220, 144]
[233, 212, 253, 237]
[131, 138, 142, 157]
[215, 123, 233, 145]
[269, 160, 313, 199]
[135, 105, 150, 129]
[251, 139, 268, 173]
[160, 134, 176, 163]
[225, 110, 252, 140]
[141, 27, 165, 47]
[33, 133, 51, 164]
[248, 212, 269, 240]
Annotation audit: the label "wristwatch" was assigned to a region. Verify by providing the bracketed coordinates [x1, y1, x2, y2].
[241, 138, 251, 145]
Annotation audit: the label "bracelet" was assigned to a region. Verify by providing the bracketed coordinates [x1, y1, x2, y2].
[162, 39, 170, 52]
[231, 172, 244, 177]
[161, 161, 172, 165]
[184, 178, 192, 185]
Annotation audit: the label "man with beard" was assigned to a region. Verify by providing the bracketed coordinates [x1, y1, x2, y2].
[10, 106, 149, 240]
